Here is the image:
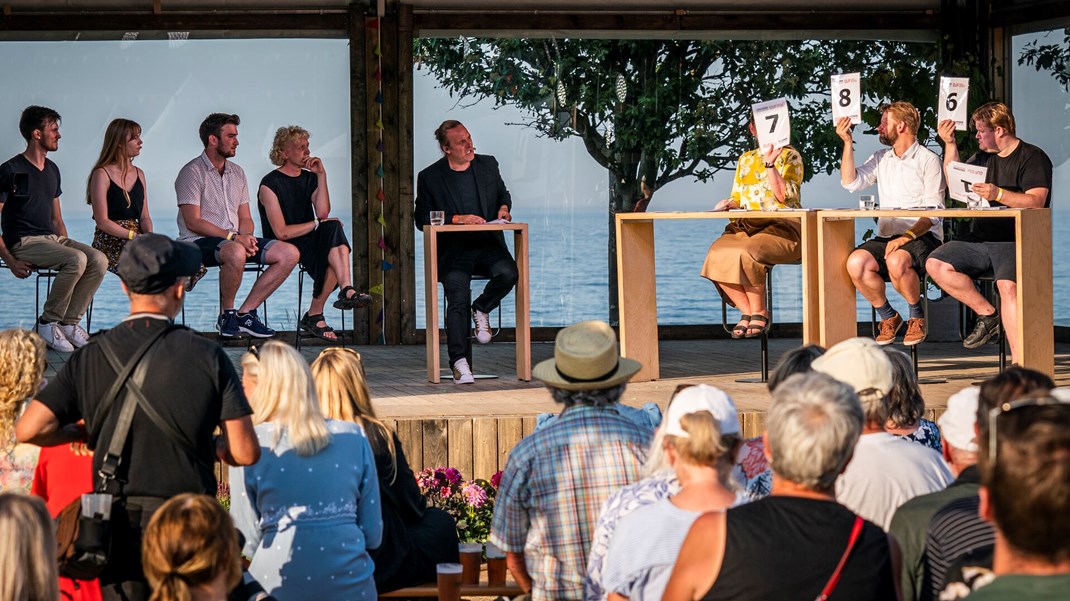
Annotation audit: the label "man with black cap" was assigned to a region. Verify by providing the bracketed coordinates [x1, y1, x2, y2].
[489, 320, 651, 601]
[16, 233, 260, 601]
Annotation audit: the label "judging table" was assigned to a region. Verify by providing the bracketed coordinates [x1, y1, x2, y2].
[423, 223, 531, 383]
[816, 208, 1053, 376]
[616, 210, 820, 381]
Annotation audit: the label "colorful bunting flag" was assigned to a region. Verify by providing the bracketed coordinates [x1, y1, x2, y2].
[376, 188, 385, 201]
[370, 283, 384, 295]
[376, 164, 384, 178]
[376, 139, 384, 153]
[375, 91, 383, 105]
[375, 117, 384, 130]
[377, 213, 386, 226]
[377, 236, 387, 250]
[382, 260, 394, 271]
[376, 308, 385, 324]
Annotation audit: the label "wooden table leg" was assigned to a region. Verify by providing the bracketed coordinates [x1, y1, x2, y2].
[799, 212, 820, 345]
[616, 218, 659, 381]
[514, 226, 531, 380]
[817, 217, 858, 348]
[424, 228, 441, 383]
[1017, 209, 1054, 377]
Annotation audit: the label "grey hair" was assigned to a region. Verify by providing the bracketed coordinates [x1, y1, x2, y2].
[768, 372, 863, 493]
[548, 383, 626, 408]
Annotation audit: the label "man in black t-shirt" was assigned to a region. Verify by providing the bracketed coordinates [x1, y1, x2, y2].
[0, 105, 107, 352]
[414, 120, 518, 384]
[16, 233, 260, 601]
[928, 103, 1053, 365]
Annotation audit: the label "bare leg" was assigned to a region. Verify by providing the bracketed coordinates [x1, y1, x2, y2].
[886, 250, 920, 305]
[238, 242, 299, 313]
[719, 283, 753, 315]
[217, 241, 247, 311]
[846, 249, 889, 307]
[925, 258, 996, 314]
[997, 280, 1019, 364]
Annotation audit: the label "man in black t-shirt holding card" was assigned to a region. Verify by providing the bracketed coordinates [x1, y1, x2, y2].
[0, 106, 108, 352]
[928, 102, 1053, 365]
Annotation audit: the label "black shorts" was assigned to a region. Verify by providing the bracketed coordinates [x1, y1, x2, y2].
[855, 233, 941, 281]
[193, 236, 277, 267]
[927, 240, 1017, 282]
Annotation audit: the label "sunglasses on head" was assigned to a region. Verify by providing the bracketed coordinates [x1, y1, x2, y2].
[987, 393, 1070, 464]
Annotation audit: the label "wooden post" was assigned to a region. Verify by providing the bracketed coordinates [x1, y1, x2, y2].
[398, 4, 417, 344]
[349, 4, 371, 344]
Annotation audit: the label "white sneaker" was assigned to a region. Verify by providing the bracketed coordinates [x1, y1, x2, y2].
[452, 358, 475, 385]
[37, 321, 74, 353]
[473, 310, 493, 344]
[59, 323, 91, 348]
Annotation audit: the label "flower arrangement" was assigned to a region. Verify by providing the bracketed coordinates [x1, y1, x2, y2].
[417, 467, 502, 543]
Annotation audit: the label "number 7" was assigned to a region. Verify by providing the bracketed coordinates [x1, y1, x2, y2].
[765, 113, 779, 134]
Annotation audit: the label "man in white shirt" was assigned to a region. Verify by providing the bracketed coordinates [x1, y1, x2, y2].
[812, 337, 953, 530]
[837, 102, 946, 347]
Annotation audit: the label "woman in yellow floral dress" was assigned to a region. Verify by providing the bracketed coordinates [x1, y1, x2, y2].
[701, 120, 804, 338]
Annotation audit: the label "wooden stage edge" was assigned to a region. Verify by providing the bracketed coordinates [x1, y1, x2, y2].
[47, 337, 1070, 482]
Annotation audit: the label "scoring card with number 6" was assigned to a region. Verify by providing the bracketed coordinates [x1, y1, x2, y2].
[752, 97, 791, 151]
[830, 73, 861, 124]
[938, 76, 970, 130]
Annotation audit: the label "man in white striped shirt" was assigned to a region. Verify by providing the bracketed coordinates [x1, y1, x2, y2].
[176, 113, 298, 338]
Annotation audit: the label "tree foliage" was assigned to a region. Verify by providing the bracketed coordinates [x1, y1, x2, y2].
[414, 37, 939, 212]
[1019, 28, 1070, 90]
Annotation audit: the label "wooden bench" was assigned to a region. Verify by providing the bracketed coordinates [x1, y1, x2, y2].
[379, 581, 522, 598]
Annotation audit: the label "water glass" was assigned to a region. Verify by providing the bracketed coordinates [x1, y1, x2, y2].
[430, 211, 445, 226]
[966, 196, 982, 210]
[859, 195, 876, 210]
[436, 563, 463, 601]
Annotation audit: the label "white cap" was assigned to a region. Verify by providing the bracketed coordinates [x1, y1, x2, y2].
[938, 387, 980, 453]
[664, 384, 740, 438]
[811, 337, 893, 401]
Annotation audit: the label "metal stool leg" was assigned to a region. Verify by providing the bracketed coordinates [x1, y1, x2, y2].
[736, 268, 775, 384]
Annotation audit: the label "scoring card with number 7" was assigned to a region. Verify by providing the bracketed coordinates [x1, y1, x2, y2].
[938, 76, 970, 130]
[752, 97, 791, 152]
[830, 73, 861, 124]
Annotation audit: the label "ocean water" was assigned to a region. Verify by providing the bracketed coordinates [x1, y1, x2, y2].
[1, 209, 1065, 335]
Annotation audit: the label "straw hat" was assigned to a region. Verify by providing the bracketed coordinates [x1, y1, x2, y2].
[533, 320, 641, 391]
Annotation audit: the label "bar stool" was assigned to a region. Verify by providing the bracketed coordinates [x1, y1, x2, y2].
[181, 262, 267, 334]
[720, 264, 784, 384]
[0, 259, 94, 332]
[438, 271, 504, 380]
[294, 264, 348, 350]
[959, 276, 1008, 372]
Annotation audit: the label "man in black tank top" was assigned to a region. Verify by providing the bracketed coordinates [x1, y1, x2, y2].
[414, 120, 518, 384]
[0, 105, 107, 352]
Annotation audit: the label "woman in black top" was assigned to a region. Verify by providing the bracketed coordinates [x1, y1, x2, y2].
[311, 347, 459, 592]
[87, 118, 154, 273]
[258, 126, 370, 341]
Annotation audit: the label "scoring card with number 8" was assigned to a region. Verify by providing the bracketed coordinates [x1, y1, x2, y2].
[830, 73, 861, 124]
[752, 97, 791, 152]
[938, 76, 970, 131]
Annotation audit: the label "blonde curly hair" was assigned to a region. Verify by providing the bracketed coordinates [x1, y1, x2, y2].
[0, 329, 47, 442]
[268, 125, 309, 167]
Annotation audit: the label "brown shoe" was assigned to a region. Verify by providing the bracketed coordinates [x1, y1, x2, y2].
[903, 317, 927, 346]
[875, 314, 903, 345]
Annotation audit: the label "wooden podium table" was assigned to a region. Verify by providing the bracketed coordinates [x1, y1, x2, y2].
[616, 210, 820, 381]
[815, 208, 1053, 377]
[423, 223, 531, 383]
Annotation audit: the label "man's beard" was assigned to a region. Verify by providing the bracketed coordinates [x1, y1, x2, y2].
[879, 130, 896, 146]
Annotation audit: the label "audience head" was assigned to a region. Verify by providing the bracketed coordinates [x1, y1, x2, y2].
[882, 347, 925, 429]
[534, 320, 641, 409]
[243, 341, 330, 457]
[268, 125, 310, 167]
[198, 113, 240, 148]
[980, 389, 1070, 564]
[767, 344, 825, 392]
[976, 366, 1054, 443]
[19, 105, 61, 143]
[810, 337, 892, 427]
[766, 371, 863, 494]
[117, 234, 201, 314]
[938, 387, 980, 468]
[879, 101, 921, 138]
[662, 384, 742, 484]
[971, 101, 1016, 137]
[0, 328, 47, 440]
[142, 493, 242, 601]
[311, 347, 398, 483]
[0, 492, 59, 601]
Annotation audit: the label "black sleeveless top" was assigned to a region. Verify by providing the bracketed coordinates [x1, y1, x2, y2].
[258, 169, 318, 239]
[702, 496, 896, 601]
[103, 171, 145, 221]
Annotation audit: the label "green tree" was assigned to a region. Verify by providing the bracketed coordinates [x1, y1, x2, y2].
[415, 37, 938, 321]
[1019, 28, 1070, 90]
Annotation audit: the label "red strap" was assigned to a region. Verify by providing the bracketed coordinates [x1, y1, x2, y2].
[815, 516, 865, 601]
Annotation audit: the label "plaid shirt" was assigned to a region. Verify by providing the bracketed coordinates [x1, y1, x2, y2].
[175, 151, 249, 241]
[490, 404, 651, 601]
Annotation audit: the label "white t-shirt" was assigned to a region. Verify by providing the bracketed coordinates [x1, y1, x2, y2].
[836, 432, 953, 530]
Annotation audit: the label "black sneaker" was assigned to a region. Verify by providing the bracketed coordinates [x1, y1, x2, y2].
[237, 309, 275, 338]
[216, 310, 241, 338]
[963, 312, 1000, 349]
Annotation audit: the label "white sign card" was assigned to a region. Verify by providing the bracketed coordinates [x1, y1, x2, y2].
[947, 161, 988, 203]
[938, 77, 970, 130]
[752, 97, 790, 151]
[830, 73, 861, 124]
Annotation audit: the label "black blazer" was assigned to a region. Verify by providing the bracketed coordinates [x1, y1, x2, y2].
[414, 154, 512, 253]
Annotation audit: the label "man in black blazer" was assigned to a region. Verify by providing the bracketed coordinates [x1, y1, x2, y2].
[415, 120, 518, 384]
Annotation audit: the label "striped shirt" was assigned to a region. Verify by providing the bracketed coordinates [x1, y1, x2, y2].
[175, 152, 249, 241]
[489, 404, 651, 601]
[924, 494, 995, 601]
